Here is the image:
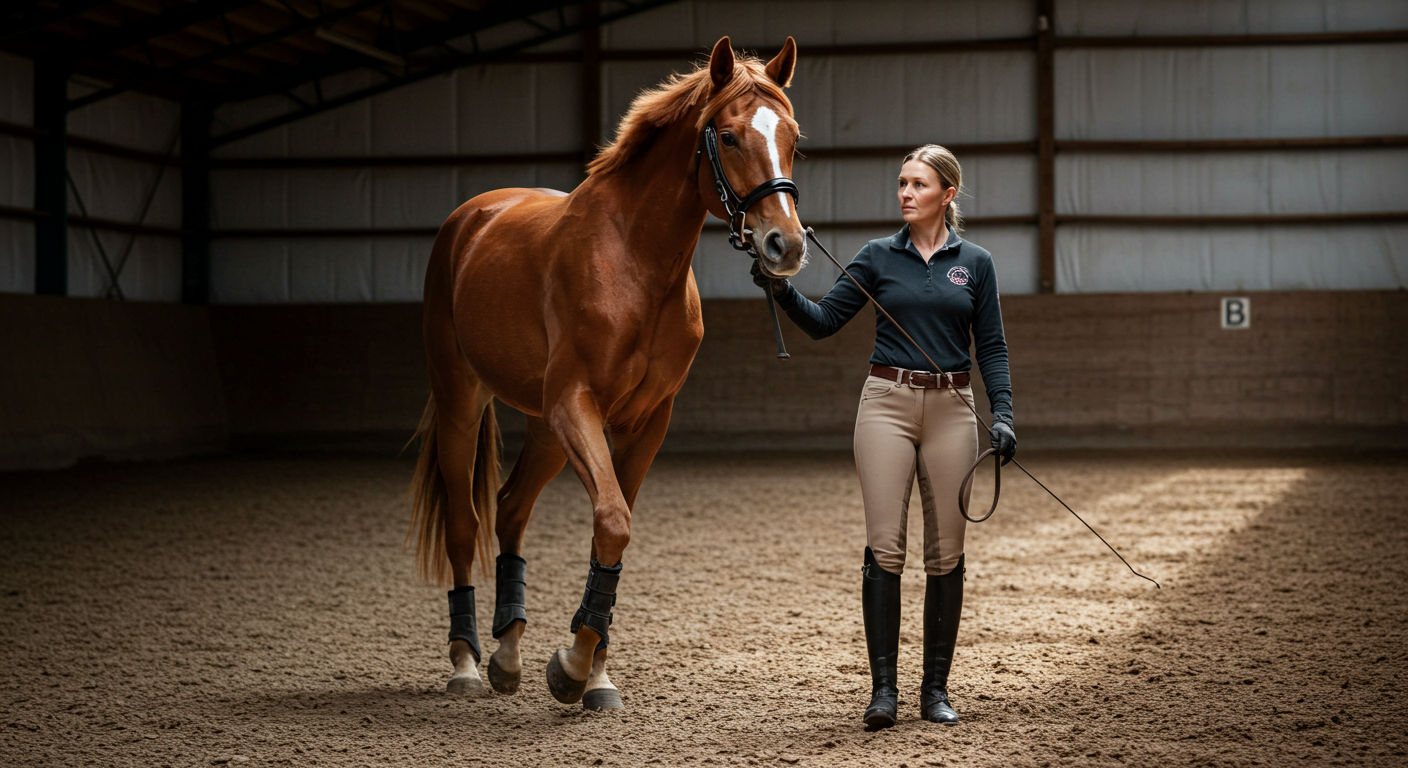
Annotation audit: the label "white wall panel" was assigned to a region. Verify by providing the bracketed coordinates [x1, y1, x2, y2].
[1057, 223, 1408, 292]
[198, 0, 1406, 302]
[1, 135, 32, 209]
[373, 74, 459, 156]
[1057, 0, 1408, 36]
[963, 224, 1041, 295]
[215, 64, 582, 159]
[371, 237, 435, 302]
[1057, 45, 1408, 140]
[211, 236, 436, 304]
[603, 0, 1035, 49]
[68, 231, 182, 302]
[692, 219, 1038, 300]
[211, 241, 290, 303]
[3, 52, 37, 294]
[289, 239, 374, 302]
[792, 154, 1036, 222]
[66, 82, 180, 154]
[0, 52, 32, 124]
[792, 53, 1036, 147]
[371, 168, 459, 228]
[0, 220, 34, 294]
[1058, 149, 1408, 215]
[600, 60, 686, 142]
[288, 169, 372, 229]
[211, 171, 289, 229]
[67, 149, 182, 227]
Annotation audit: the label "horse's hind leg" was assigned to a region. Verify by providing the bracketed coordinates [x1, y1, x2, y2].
[487, 416, 566, 694]
[438, 392, 495, 695]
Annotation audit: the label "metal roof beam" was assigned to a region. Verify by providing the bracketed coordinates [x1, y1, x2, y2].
[1, 0, 110, 43]
[213, 0, 574, 104]
[210, 0, 681, 147]
[66, 0, 392, 112]
[67, 0, 261, 60]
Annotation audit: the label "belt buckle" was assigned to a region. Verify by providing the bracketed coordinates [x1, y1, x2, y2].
[907, 370, 931, 389]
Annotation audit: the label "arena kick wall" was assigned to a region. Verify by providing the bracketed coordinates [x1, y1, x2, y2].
[4, 1, 1408, 468]
[1, 290, 1404, 469]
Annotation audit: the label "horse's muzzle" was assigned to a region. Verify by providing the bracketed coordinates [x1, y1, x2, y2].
[756, 226, 806, 277]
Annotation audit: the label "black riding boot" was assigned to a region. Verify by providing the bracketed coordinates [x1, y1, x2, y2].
[861, 547, 901, 729]
[920, 554, 964, 725]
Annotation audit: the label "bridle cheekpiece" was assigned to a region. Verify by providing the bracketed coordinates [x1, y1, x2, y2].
[700, 119, 800, 256]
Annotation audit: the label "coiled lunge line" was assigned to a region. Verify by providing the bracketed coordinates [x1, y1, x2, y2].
[799, 227, 1160, 589]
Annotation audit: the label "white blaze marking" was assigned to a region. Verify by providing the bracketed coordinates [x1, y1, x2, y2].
[750, 105, 791, 219]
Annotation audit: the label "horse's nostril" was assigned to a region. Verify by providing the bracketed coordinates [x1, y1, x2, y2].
[764, 230, 786, 262]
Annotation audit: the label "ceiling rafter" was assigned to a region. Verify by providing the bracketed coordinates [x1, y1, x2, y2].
[66, 0, 260, 59]
[211, 0, 680, 146]
[213, 0, 571, 104]
[67, 0, 393, 111]
[0, 0, 112, 43]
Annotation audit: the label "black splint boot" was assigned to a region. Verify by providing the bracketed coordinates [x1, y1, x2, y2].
[920, 554, 964, 725]
[861, 547, 901, 729]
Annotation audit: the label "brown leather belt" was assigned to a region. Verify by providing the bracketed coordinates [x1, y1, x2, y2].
[869, 364, 970, 389]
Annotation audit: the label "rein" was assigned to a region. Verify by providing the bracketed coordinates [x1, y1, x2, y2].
[800, 228, 1160, 589]
[699, 119, 799, 359]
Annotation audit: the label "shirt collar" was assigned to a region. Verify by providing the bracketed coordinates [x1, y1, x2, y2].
[890, 222, 960, 257]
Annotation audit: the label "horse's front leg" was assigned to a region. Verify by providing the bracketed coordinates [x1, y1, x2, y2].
[542, 387, 635, 706]
[574, 397, 676, 710]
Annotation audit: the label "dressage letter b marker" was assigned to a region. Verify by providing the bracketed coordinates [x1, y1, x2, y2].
[1221, 297, 1250, 330]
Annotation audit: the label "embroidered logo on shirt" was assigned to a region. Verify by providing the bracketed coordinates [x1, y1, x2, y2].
[947, 266, 971, 286]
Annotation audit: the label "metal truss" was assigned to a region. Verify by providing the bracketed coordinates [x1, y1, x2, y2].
[66, 0, 395, 111]
[209, 0, 682, 148]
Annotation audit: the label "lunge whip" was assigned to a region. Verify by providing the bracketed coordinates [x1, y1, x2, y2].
[797, 227, 1160, 589]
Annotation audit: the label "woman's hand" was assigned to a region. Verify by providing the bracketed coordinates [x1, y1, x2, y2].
[989, 421, 1016, 466]
[750, 259, 790, 297]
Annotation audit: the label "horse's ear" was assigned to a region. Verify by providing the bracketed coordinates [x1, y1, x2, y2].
[709, 36, 735, 92]
[765, 37, 797, 88]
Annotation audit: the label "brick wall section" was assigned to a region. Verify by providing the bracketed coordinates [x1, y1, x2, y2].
[207, 303, 430, 448]
[7, 291, 1397, 469]
[0, 293, 227, 469]
[205, 291, 1408, 451]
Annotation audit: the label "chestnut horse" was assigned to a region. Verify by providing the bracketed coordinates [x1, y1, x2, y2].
[409, 37, 807, 709]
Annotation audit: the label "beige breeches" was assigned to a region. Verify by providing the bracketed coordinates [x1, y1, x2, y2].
[853, 374, 978, 576]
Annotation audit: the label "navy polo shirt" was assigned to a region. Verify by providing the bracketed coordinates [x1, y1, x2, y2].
[775, 223, 1013, 425]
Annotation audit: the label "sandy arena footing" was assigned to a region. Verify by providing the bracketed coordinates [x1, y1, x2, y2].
[2, 450, 1405, 767]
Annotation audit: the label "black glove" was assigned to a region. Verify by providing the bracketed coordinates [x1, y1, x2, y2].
[989, 421, 1016, 466]
[750, 259, 789, 297]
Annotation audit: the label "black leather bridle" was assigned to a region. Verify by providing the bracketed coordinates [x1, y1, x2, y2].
[699, 119, 800, 256]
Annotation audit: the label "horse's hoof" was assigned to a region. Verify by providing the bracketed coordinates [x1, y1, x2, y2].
[446, 673, 486, 696]
[545, 650, 587, 704]
[487, 654, 520, 694]
[582, 687, 624, 711]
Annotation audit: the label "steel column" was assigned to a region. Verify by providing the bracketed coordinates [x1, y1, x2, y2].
[181, 103, 212, 305]
[33, 57, 68, 296]
[1035, 0, 1056, 294]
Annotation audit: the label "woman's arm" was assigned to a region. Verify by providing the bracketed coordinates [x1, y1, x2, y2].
[971, 257, 1013, 426]
[771, 246, 876, 340]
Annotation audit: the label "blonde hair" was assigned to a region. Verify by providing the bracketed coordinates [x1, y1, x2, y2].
[902, 144, 963, 231]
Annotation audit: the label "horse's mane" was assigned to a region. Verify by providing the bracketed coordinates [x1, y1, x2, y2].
[587, 54, 793, 177]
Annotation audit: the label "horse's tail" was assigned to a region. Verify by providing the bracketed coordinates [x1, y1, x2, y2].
[408, 395, 501, 586]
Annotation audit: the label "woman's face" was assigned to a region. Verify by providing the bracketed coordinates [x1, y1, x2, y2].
[897, 159, 956, 227]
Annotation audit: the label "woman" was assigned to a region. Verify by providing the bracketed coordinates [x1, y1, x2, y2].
[753, 145, 1016, 728]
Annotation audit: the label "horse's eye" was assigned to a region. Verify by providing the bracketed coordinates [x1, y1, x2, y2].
[720, 132, 737, 147]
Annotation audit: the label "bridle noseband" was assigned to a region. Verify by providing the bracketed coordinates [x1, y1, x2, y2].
[699, 119, 800, 255]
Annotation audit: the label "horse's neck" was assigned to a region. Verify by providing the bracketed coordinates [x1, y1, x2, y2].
[576, 120, 709, 287]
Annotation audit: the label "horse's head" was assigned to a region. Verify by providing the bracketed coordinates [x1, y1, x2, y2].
[699, 36, 806, 279]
